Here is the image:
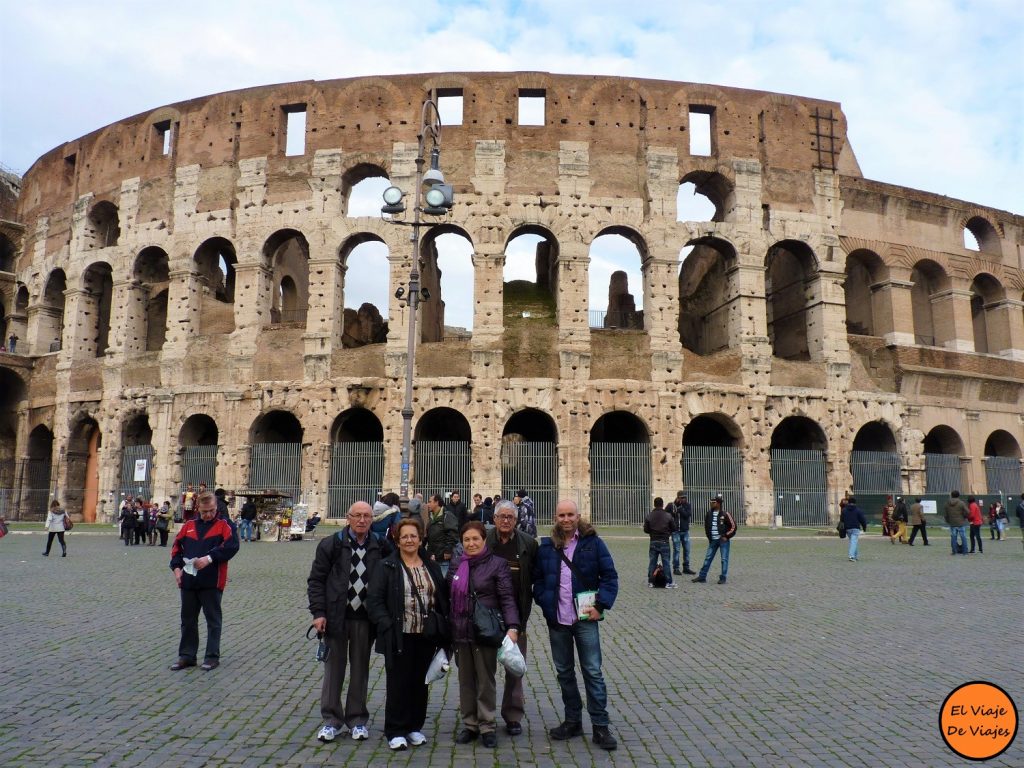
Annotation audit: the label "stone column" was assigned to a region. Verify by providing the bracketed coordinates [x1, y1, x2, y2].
[985, 298, 1024, 360]
[871, 277, 915, 346]
[304, 243, 342, 381]
[163, 266, 202, 356]
[471, 243, 504, 380]
[26, 304, 62, 355]
[62, 288, 95, 361]
[116, 278, 147, 357]
[643, 250, 683, 382]
[930, 287, 974, 352]
[150, 395, 174, 502]
[232, 260, 274, 356]
[731, 258, 772, 387]
[556, 240, 590, 380]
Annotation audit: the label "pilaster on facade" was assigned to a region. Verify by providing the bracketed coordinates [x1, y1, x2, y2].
[471, 140, 507, 196]
[163, 267, 201, 356]
[556, 240, 590, 380]
[988, 298, 1024, 360]
[872, 278, 916, 346]
[931, 287, 975, 352]
[471, 248, 505, 380]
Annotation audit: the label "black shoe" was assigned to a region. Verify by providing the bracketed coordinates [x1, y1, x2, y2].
[682, 569, 697, 575]
[42, 552, 49, 556]
[481, 732, 497, 748]
[592, 726, 617, 751]
[201, 659, 219, 671]
[672, 569, 682, 575]
[505, 722, 522, 736]
[717, 576, 727, 584]
[549, 721, 583, 740]
[455, 729, 478, 744]
[62, 552, 67, 557]
[692, 576, 706, 583]
[170, 658, 196, 671]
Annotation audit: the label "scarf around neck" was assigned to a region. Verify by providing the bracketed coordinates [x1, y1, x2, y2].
[451, 546, 490, 617]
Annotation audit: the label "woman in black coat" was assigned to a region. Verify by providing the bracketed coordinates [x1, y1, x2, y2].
[366, 516, 449, 752]
[447, 521, 520, 748]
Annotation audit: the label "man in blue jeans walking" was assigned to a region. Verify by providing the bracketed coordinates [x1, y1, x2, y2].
[692, 494, 737, 584]
[533, 499, 619, 750]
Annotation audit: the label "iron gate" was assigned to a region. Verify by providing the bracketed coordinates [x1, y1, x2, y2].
[120, 444, 154, 500]
[22, 458, 53, 518]
[414, 441, 472, 501]
[682, 445, 745, 525]
[925, 453, 962, 494]
[984, 456, 1022, 496]
[181, 445, 218, 493]
[501, 441, 557, 524]
[770, 448, 829, 526]
[249, 442, 302, 501]
[328, 441, 385, 519]
[589, 442, 651, 526]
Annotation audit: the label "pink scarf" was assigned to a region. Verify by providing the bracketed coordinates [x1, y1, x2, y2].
[450, 546, 490, 617]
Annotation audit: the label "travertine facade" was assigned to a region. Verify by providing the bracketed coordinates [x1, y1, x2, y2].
[1, 72, 1022, 524]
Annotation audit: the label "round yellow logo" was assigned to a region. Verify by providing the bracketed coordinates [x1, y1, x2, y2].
[940, 681, 1017, 760]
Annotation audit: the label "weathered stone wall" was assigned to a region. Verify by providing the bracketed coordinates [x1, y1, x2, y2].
[3, 73, 1023, 524]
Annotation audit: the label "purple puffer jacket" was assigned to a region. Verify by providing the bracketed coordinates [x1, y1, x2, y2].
[447, 549, 521, 643]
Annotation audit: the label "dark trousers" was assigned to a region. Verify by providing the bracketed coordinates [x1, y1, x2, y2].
[158, 528, 169, 546]
[178, 588, 223, 662]
[320, 619, 372, 729]
[123, 526, 135, 545]
[44, 531, 66, 554]
[500, 631, 528, 724]
[383, 633, 436, 739]
[969, 524, 983, 553]
[908, 524, 928, 545]
[134, 526, 145, 545]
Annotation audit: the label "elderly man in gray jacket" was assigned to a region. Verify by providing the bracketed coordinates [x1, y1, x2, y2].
[485, 500, 538, 736]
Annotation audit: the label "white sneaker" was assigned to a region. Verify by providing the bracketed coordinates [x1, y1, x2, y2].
[666, 582, 679, 589]
[351, 725, 369, 740]
[388, 736, 408, 751]
[408, 731, 427, 746]
[316, 724, 338, 742]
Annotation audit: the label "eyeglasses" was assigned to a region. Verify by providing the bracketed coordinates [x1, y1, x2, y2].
[398, 534, 420, 541]
[494, 514, 516, 520]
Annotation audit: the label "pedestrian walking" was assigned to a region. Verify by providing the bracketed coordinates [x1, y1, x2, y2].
[907, 497, 929, 546]
[967, 496, 984, 554]
[840, 496, 867, 561]
[118, 498, 138, 546]
[42, 499, 68, 557]
[893, 496, 909, 543]
[155, 500, 172, 546]
[692, 494, 737, 584]
[943, 491, 969, 555]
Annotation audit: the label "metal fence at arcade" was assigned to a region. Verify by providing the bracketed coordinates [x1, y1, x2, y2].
[984, 456, 1023, 496]
[180, 445, 218, 494]
[682, 445, 746, 525]
[589, 442, 652, 526]
[328, 441, 385, 519]
[119, 444, 154, 501]
[770, 448, 830, 527]
[414, 440, 472, 501]
[248, 443, 302, 503]
[501, 441, 558, 523]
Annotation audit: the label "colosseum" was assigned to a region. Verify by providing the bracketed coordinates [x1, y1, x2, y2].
[2, 72, 1022, 527]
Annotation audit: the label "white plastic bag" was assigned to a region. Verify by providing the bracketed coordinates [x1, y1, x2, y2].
[425, 648, 450, 684]
[497, 636, 526, 677]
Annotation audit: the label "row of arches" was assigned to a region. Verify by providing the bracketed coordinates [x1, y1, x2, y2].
[6, 400, 1021, 525]
[17, 227, 1024, 362]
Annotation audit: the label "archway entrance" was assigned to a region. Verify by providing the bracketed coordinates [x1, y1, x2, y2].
[923, 426, 964, 494]
[24, 425, 54, 519]
[983, 430, 1022, 496]
[770, 417, 829, 526]
[0, 368, 23, 518]
[682, 414, 745, 525]
[850, 422, 902, 515]
[589, 411, 651, 525]
[414, 408, 472, 499]
[67, 417, 101, 521]
[501, 409, 558, 522]
[329, 409, 385, 519]
[180, 414, 219, 493]
[249, 411, 303, 501]
[120, 414, 154, 501]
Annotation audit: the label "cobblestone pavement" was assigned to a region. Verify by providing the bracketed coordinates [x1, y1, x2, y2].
[2, 525, 1021, 767]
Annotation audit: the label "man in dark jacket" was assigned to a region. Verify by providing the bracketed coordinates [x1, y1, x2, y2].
[908, 497, 929, 546]
[307, 501, 385, 743]
[425, 494, 459, 576]
[445, 491, 469, 530]
[118, 497, 137, 546]
[840, 496, 868, 561]
[532, 499, 619, 751]
[513, 489, 537, 537]
[486, 500, 539, 735]
[692, 493, 737, 585]
[644, 497, 677, 587]
[1016, 494, 1024, 548]
[168, 491, 239, 671]
[666, 491, 695, 575]
[944, 490, 969, 555]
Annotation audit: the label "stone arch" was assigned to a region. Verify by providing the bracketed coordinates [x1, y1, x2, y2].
[248, 410, 304, 500]
[263, 229, 309, 326]
[682, 412, 745, 523]
[177, 413, 218, 492]
[850, 420, 902, 502]
[66, 415, 101, 521]
[419, 225, 475, 342]
[589, 226, 648, 330]
[678, 170, 732, 223]
[503, 408, 559, 443]
[923, 424, 965, 494]
[589, 410, 651, 525]
[0, 294, 6, 344]
[501, 408, 559, 518]
[415, 406, 472, 443]
[962, 215, 1001, 256]
[766, 240, 818, 360]
[413, 407, 472, 499]
[39, 269, 67, 353]
[983, 429, 1022, 496]
[969, 272, 1006, 354]
[910, 259, 951, 346]
[329, 408, 385, 518]
[504, 225, 559, 342]
[23, 425, 55, 519]
[679, 236, 736, 354]
[844, 249, 887, 336]
[193, 236, 237, 334]
[132, 246, 170, 353]
[852, 421, 898, 453]
[343, 162, 391, 218]
[770, 415, 829, 525]
[683, 413, 742, 448]
[85, 200, 120, 249]
[179, 414, 219, 446]
[249, 409, 304, 444]
[984, 429, 1020, 458]
[923, 424, 965, 456]
[15, 285, 29, 312]
[339, 233, 390, 348]
[771, 415, 828, 452]
[81, 261, 113, 357]
[0, 369, 26, 505]
[0, 232, 14, 272]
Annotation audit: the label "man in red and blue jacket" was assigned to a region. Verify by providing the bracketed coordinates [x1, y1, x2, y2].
[169, 490, 239, 671]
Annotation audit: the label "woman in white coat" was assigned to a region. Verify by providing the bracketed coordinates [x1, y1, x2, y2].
[43, 499, 68, 557]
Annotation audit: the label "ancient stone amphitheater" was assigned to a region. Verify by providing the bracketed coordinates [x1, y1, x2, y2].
[1, 72, 1022, 526]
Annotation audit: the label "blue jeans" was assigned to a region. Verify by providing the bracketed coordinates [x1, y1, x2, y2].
[671, 531, 691, 571]
[648, 540, 672, 583]
[847, 528, 861, 559]
[548, 621, 609, 726]
[698, 538, 730, 580]
[238, 519, 253, 541]
[949, 525, 968, 554]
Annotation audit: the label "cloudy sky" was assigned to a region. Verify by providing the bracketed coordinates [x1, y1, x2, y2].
[1, 0, 1021, 327]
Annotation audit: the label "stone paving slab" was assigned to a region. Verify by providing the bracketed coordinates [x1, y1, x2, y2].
[1, 527, 1021, 767]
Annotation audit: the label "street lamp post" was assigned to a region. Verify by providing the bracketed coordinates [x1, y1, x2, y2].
[381, 98, 454, 505]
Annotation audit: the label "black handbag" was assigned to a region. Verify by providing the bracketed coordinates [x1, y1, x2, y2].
[837, 520, 847, 539]
[471, 591, 506, 647]
[401, 562, 450, 642]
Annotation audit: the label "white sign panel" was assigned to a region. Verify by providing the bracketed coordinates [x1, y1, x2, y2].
[921, 499, 938, 515]
[133, 459, 148, 482]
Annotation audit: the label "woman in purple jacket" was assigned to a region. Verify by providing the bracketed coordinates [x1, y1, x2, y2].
[447, 521, 520, 749]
